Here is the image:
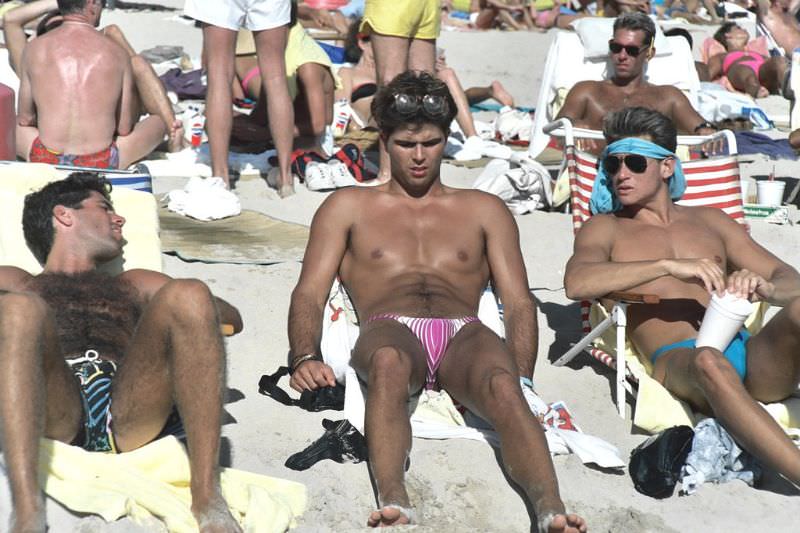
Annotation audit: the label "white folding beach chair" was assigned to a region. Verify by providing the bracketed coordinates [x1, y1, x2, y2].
[527, 18, 703, 159]
[552, 141, 749, 418]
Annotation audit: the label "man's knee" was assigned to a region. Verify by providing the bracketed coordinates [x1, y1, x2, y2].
[368, 346, 413, 384]
[129, 54, 151, 79]
[478, 367, 522, 406]
[690, 347, 740, 389]
[155, 279, 216, 320]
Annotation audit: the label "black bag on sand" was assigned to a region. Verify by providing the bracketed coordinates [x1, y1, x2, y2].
[629, 425, 695, 498]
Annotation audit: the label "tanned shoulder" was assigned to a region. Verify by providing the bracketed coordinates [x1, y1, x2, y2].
[0, 265, 34, 292]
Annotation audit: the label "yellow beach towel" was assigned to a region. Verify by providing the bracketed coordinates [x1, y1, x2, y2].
[38, 436, 306, 533]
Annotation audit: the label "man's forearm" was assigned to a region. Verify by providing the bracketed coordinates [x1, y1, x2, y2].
[565, 259, 669, 300]
[504, 295, 538, 378]
[287, 291, 324, 362]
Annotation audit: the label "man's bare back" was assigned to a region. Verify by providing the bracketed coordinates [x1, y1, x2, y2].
[20, 23, 130, 154]
[336, 186, 494, 320]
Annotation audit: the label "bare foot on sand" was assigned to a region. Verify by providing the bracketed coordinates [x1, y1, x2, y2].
[538, 512, 588, 533]
[168, 119, 187, 152]
[193, 497, 242, 533]
[490, 80, 515, 108]
[367, 504, 415, 527]
[278, 183, 295, 198]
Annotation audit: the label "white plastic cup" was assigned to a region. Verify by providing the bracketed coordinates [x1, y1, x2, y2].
[757, 180, 786, 206]
[696, 292, 753, 351]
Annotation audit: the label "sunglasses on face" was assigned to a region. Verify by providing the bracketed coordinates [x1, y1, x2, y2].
[392, 92, 448, 117]
[608, 40, 648, 57]
[602, 153, 652, 174]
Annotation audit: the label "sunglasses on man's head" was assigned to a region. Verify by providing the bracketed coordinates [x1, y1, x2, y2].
[601, 154, 652, 175]
[392, 92, 448, 117]
[608, 40, 648, 57]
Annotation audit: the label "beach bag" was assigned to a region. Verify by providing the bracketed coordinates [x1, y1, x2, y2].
[629, 425, 694, 498]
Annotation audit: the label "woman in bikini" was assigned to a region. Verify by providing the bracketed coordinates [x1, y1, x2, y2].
[706, 22, 788, 98]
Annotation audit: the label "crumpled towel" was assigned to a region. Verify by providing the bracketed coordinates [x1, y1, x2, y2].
[22, 436, 306, 533]
[165, 176, 241, 221]
[473, 158, 552, 214]
[680, 418, 762, 495]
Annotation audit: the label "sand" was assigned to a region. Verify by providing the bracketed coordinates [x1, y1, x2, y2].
[1, 2, 799, 531]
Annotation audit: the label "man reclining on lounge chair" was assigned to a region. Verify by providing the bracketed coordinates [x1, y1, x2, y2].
[16, 0, 171, 169]
[564, 106, 800, 489]
[286, 70, 587, 532]
[556, 12, 715, 153]
[0, 172, 244, 532]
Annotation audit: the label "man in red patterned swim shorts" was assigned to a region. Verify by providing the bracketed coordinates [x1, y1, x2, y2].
[16, 0, 168, 170]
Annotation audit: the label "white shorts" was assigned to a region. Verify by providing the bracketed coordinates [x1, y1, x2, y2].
[184, 0, 291, 31]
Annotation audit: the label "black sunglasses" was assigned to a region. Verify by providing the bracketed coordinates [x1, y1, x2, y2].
[392, 93, 448, 117]
[608, 40, 648, 57]
[602, 154, 651, 175]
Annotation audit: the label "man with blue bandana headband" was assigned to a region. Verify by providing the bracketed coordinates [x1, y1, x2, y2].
[566, 107, 800, 491]
[589, 137, 685, 214]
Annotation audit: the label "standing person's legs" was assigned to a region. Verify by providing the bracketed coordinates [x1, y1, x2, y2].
[109, 279, 239, 530]
[370, 33, 410, 182]
[0, 293, 83, 533]
[201, 25, 238, 186]
[438, 324, 587, 533]
[349, 319, 428, 527]
[253, 25, 295, 198]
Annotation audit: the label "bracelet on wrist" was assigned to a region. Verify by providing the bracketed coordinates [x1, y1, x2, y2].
[290, 353, 322, 374]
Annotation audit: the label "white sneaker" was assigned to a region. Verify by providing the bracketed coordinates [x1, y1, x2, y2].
[327, 160, 358, 188]
[304, 161, 336, 191]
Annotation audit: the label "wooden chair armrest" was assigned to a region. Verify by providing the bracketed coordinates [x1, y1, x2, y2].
[603, 291, 661, 304]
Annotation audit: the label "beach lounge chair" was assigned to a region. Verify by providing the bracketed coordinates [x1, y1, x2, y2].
[552, 141, 751, 419]
[0, 162, 161, 274]
[527, 19, 703, 159]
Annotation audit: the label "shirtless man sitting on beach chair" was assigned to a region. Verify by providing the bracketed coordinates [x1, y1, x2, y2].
[564, 106, 800, 489]
[15, 0, 172, 169]
[556, 12, 715, 153]
[0, 173, 244, 532]
[286, 70, 587, 532]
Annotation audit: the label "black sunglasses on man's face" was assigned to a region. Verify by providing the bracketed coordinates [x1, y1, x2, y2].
[608, 40, 648, 57]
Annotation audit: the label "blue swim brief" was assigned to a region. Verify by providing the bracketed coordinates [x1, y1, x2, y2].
[650, 329, 751, 380]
